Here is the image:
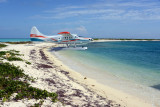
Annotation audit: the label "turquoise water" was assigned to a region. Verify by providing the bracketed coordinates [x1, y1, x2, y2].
[54, 41, 160, 89]
[51, 41, 160, 105]
[0, 38, 30, 42]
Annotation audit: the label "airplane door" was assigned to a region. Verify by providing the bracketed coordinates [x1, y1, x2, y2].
[58, 37, 61, 42]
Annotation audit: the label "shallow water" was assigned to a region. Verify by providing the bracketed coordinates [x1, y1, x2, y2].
[0, 38, 30, 42]
[51, 41, 160, 106]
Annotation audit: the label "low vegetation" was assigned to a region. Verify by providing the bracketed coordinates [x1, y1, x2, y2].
[0, 43, 7, 48]
[0, 48, 58, 105]
[0, 50, 20, 57]
[6, 56, 23, 61]
[0, 62, 57, 103]
[30, 100, 44, 107]
[25, 61, 31, 65]
[5, 41, 32, 44]
[93, 38, 99, 40]
[0, 50, 23, 61]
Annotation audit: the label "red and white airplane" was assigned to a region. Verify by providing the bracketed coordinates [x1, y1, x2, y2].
[30, 26, 92, 47]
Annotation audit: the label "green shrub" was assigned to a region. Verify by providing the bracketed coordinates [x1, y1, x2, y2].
[5, 41, 32, 44]
[0, 50, 23, 61]
[0, 51, 8, 57]
[0, 50, 20, 57]
[30, 100, 44, 107]
[25, 61, 31, 65]
[7, 57, 23, 61]
[0, 62, 26, 79]
[0, 62, 58, 102]
[10, 50, 20, 53]
[0, 44, 7, 48]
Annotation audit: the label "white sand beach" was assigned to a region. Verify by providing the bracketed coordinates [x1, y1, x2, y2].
[0, 43, 153, 107]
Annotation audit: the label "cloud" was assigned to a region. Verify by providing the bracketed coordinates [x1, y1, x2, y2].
[0, 0, 7, 3]
[31, 0, 160, 20]
[76, 26, 87, 34]
[51, 26, 88, 35]
[34, 9, 125, 19]
[44, 5, 86, 13]
[43, 20, 89, 26]
[91, 1, 157, 8]
[93, 8, 160, 20]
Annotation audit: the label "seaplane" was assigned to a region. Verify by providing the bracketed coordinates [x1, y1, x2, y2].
[30, 26, 92, 50]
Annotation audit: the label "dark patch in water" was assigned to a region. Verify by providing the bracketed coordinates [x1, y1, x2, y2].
[50, 47, 64, 51]
[151, 84, 160, 90]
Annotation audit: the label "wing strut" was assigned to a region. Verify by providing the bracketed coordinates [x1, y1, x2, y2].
[74, 42, 77, 48]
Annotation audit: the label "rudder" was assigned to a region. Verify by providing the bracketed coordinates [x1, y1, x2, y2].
[30, 26, 46, 41]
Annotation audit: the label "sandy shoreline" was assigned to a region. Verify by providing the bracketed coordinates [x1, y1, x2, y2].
[0, 43, 153, 107]
[44, 44, 153, 107]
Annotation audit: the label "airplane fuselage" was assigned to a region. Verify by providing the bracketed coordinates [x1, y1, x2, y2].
[30, 27, 92, 45]
[30, 34, 91, 43]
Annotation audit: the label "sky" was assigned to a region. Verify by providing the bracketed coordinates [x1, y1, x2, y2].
[0, 0, 160, 39]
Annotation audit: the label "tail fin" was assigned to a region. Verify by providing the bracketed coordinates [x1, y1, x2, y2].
[30, 26, 44, 36]
[30, 26, 46, 41]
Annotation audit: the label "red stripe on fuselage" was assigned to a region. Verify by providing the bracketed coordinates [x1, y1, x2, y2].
[30, 34, 47, 38]
[70, 39, 80, 41]
[30, 34, 58, 41]
[62, 39, 80, 42]
[62, 41, 69, 42]
[50, 38, 57, 41]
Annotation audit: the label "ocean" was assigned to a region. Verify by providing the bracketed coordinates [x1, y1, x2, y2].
[0, 38, 30, 42]
[52, 41, 160, 106]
